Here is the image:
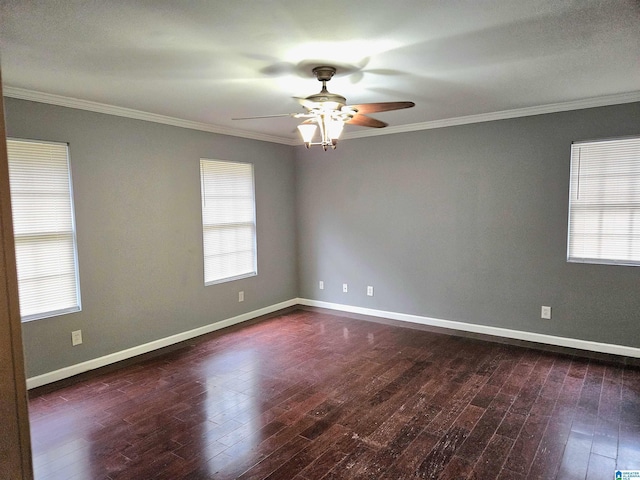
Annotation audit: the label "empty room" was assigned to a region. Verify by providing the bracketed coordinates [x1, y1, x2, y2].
[1, 1, 640, 479]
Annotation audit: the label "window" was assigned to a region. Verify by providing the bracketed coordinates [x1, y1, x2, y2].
[567, 135, 640, 266]
[200, 159, 257, 285]
[6, 139, 81, 321]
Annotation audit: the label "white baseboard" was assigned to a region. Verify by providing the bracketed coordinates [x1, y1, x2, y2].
[26, 299, 298, 389]
[297, 298, 640, 359]
[28, 297, 640, 389]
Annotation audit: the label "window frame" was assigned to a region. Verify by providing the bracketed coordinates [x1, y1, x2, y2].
[567, 134, 640, 267]
[7, 138, 82, 322]
[199, 158, 257, 286]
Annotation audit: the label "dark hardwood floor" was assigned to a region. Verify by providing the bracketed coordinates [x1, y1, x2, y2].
[28, 309, 640, 479]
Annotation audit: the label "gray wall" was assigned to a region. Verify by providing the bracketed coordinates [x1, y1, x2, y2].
[5, 97, 640, 378]
[5, 98, 298, 377]
[295, 102, 640, 348]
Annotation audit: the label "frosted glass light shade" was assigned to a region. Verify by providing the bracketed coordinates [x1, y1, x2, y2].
[327, 120, 344, 140]
[297, 124, 317, 143]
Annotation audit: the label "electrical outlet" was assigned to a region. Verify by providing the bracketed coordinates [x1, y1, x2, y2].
[541, 306, 552, 319]
[342, 283, 348, 293]
[239, 291, 244, 302]
[71, 330, 82, 346]
[367, 286, 374, 296]
[319, 280, 324, 290]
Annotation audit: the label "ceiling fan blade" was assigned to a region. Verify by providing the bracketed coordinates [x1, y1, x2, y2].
[232, 113, 301, 120]
[349, 101, 415, 114]
[346, 115, 388, 128]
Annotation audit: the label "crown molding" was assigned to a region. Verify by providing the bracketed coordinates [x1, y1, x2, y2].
[5, 86, 640, 145]
[342, 90, 640, 140]
[2, 86, 299, 146]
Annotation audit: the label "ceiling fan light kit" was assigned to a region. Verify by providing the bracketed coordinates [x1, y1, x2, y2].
[234, 65, 415, 151]
[295, 66, 351, 150]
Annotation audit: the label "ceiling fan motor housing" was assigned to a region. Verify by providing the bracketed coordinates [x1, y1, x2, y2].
[306, 66, 347, 107]
[305, 91, 347, 105]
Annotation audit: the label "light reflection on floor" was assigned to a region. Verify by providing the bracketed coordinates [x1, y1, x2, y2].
[202, 347, 260, 476]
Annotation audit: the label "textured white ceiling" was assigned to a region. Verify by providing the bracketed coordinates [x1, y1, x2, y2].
[1, 0, 639, 144]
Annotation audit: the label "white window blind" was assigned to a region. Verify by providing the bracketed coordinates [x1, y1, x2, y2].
[568, 135, 640, 265]
[200, 159, 257, 285]
[7, 139, 81, 321]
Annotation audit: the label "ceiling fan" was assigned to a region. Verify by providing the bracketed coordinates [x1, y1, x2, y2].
[233, 66, 415, 150]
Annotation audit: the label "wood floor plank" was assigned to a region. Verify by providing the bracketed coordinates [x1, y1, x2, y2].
[28, 309, 640, 479]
